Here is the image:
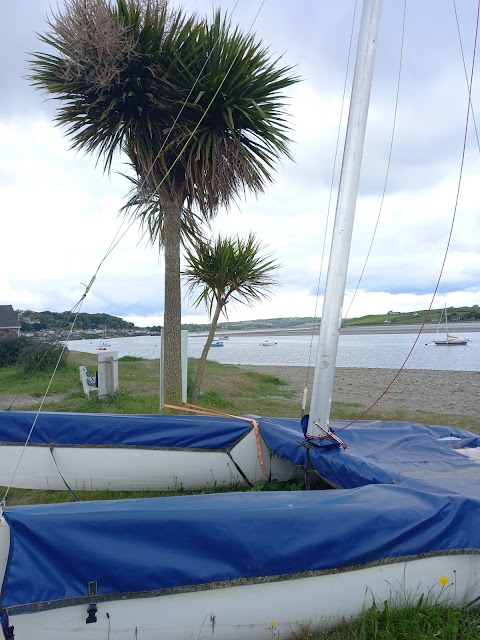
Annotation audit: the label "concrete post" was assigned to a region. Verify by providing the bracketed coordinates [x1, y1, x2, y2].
[97, 351, 119, 400]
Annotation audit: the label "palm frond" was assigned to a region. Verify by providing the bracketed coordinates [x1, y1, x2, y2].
[182, 233, 282, 319]
[119, 169, 208, 247]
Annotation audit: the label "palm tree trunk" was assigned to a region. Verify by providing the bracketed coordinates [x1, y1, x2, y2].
[192, 301, 223, 403]
[161, 187, 183, 406]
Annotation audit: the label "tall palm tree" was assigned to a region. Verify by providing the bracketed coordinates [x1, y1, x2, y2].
[29, 0, 299, 405]
[183, 233, 281, 403]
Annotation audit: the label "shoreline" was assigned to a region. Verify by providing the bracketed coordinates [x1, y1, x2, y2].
[220, 322, 480, 337]
[238, 365, 480, 418]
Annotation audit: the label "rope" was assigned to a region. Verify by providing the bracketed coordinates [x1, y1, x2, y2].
[164, 403, 269, 479]
[335, 0, 480, 434]
[7, 297, 88, 411]
[303, 0, 359, 411]
[344, 0, 407, 318]
[453, 0, 480, 153]
[3, 1, 269, 492]
[49, 445, 81, 502]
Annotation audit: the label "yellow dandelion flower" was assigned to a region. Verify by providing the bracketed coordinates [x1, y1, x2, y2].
[439, 575, 449, 585]
[269, 621, 276, 627]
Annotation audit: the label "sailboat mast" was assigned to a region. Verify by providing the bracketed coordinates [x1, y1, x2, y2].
[307, 0, 382, 438]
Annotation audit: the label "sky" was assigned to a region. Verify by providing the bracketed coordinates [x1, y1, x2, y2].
[1, 0, 479, 328]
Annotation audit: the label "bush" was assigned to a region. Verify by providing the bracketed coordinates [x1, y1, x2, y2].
[17, 342, 68, 373]
[0, 336, 31, 367]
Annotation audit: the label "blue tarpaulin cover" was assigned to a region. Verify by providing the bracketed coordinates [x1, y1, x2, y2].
[258, 417, 480, 489]
[2, 484, 480, 612]
[1, 418, 480, 612]
[0, 411, 251, 451]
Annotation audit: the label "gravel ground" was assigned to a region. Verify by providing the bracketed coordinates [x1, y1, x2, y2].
[239, 366, 480, 418]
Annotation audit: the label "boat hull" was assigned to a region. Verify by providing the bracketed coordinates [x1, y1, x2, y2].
[0, 430, 298, 491]
[7, 551, 480, 639]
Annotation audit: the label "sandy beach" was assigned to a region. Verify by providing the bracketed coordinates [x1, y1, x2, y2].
[239, 365, 480, 419]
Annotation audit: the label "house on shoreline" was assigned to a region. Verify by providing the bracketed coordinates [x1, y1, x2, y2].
[0, 305, 20, 337]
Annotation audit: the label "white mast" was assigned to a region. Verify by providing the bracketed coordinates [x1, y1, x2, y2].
[307, 0, 383, 438]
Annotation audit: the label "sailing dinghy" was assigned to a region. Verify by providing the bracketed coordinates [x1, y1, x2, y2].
[0, 411, 298, 491]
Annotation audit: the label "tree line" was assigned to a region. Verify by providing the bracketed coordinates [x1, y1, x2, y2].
[20, 311, 135, 332]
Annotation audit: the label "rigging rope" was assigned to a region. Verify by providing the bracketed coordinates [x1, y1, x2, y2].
[334, 0, 480, 435]
[303, 0, 359, 413]
[2, 0, 270, 498]
[344, 0, 407, 319]
[164, 403, 269, 479]
[453, 0, 480, 153]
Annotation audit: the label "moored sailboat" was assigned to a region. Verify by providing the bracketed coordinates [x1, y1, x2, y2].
[434, 305, 469, 345]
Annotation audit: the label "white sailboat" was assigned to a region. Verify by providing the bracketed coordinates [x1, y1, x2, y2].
[434, 304, 469, 345]
[1, 2, 480, 638]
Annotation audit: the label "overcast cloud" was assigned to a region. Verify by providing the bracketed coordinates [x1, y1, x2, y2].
[1, 0, 479, 327]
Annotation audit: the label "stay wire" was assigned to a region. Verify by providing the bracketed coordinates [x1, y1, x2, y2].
[453, 0, 480, 153]
[2, 0, 269, 497]
[344, 0, 407, 319]
[132, 0, 242, 200]
[5, 301, 85, 411]
[131, 0, 268, 251]
[0, 306, 86, 506]
[80, 0, 244, 269]
[303, 0, 359, 408]
[335, 0, 480, 435]
[76, 0, 265, 265]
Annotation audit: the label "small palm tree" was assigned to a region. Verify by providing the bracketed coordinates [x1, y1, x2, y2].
[183, 233, 281, 403]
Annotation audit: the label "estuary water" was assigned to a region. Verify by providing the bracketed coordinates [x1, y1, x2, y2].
[67, 330, 479, 372]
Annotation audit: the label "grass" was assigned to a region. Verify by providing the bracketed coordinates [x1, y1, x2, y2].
[292, 598, 480, 639]
[1, 481, 249, 506]
[2, 351, 479, 431]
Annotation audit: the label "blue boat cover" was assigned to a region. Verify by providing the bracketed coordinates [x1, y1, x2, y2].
[0, 411, 251, 451]
[2, 484, 480, 613]
[2, 417, 480, 613]
[258, 417, 480, 489]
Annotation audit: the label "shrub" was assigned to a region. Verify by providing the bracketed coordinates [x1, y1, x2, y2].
[0, 336, 31, 367]
[17, 342, 68, 373]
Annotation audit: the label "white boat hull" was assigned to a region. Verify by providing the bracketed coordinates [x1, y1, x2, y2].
[0, 429, 298, 491]
[5, 532, 478, 640]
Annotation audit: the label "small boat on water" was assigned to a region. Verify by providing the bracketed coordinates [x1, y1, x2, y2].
[434, 305, 469, 346]
[210, 340, 224, 347]
[261, 338, 277, 346]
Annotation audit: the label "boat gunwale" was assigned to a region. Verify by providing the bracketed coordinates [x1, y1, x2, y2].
[5, 547, 479, 615]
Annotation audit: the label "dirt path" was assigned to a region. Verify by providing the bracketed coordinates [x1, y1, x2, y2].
[239, 366, 480, 418]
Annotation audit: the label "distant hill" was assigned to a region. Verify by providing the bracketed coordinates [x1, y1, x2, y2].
[19, 310, 135, 332]
[341, 305, 480, 327]
[16, 305, 480, 334]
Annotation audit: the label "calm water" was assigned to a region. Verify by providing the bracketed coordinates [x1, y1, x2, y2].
[67, 331, 479, 372]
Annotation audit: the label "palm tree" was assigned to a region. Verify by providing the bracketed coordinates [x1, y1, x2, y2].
[183, 233, 281, 403]
[29, 0, 299, 405]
